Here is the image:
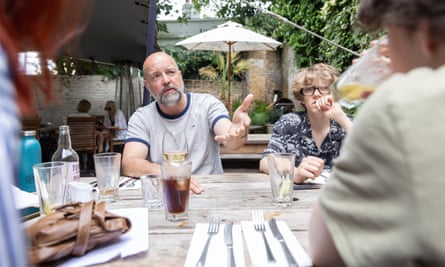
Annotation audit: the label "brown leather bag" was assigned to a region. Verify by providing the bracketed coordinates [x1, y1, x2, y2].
[26, 200, 131, 265]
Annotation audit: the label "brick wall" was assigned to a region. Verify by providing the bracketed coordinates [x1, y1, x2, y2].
[184, 79, 245, 106]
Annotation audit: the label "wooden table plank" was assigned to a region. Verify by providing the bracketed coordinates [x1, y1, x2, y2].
[87, 172, 319, 266]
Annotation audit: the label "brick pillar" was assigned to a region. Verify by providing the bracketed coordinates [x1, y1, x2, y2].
[247, 50, 282, 103]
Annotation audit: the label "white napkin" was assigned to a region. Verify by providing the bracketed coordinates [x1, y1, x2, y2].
[119, 177, 141, 190]
[12, 185, 39, 209]
[58, 207, 149, 267]
[304, 170, 330, 185]
[241, 220, 312, 267]
[184, 223, 245, 267]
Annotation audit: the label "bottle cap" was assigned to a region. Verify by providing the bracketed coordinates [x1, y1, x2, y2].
[21, 130, 37, 136]
[59, 125, 69, 131]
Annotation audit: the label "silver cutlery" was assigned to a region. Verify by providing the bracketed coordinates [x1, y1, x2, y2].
[126, 179, 137, 187]
[269, 218, 299, 267]
[196, 215, 220, 267]
[224, 222, 236, 267]
[118, 177, 132, 188]
[89, 180, 97, 188]
[252, 209, 276, 263]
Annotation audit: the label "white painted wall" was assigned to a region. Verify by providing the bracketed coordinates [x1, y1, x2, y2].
[33, 75, 143, 127]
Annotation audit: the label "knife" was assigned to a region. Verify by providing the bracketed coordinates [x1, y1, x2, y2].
[269, 218, 299, 267]
[224, 222, 236, 267]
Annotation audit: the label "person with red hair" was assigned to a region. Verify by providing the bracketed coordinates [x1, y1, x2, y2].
[0, 1, 89, 265]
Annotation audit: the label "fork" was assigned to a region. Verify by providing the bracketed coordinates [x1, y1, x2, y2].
[196, 215, 220, 267]
[252, 209, 276, 263]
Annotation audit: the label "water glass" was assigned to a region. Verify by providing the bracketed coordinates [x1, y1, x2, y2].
[141, 174, 163, 208]
[94, 152, 121, 202]
[33, 161, 68, 215]
[267, 153, 295, 207]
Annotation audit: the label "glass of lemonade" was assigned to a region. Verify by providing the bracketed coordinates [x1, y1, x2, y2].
[336, 37, 392, 110]
[162, 131, 188, 162]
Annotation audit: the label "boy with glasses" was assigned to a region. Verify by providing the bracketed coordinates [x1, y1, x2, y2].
[259, 63, 352, 184]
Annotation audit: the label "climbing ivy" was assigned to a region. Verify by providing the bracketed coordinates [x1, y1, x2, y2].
[192, 0, 383, 71]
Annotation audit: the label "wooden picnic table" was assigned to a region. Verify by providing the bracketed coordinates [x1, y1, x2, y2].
[87, 172, 320, 266]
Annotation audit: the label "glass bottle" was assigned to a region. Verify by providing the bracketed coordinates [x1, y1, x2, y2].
[18, 130, 42, 192]
[51, 125, 80, 184]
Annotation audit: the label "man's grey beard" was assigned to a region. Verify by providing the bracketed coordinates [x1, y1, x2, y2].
[158, 86, 182, 107]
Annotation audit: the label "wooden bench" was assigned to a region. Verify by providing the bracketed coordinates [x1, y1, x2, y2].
[220, 133, 271, 160]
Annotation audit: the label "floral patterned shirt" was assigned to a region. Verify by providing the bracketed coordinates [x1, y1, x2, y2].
[263, 111, 349, 169]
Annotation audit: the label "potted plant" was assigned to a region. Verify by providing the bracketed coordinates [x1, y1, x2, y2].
[265, 109, 283, 133]
[248, 100, 269, 133]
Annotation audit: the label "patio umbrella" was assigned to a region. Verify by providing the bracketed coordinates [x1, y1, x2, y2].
[176, 21, 281, 113]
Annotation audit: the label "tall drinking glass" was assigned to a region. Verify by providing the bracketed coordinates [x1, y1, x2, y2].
[162, 131, 188, 162]
[161, 160, 192, 222]
[94, 152, 121, 202]
[33, 162, 68, 215]
[267, 153, 295, 207]
[335, 37, 392, 110]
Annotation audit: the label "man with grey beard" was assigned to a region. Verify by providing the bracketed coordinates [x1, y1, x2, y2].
[122, 52, 254, 194]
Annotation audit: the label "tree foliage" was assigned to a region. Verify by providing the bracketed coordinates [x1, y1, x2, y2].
[192, 0, 383, 72]
[162, 45, 214, 79]
[55, 57, 119, 77]
[198, 51, 251, 100]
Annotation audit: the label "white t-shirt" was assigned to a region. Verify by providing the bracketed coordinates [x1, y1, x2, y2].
[104, 109, 127, 139]
[126, 93, 229, 174]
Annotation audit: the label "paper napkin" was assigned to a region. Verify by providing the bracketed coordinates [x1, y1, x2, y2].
[304, 170, 330, 185]
[241, 220, 312, 267]
[13, 185, 39, 209]
[184, 223, 245, 267]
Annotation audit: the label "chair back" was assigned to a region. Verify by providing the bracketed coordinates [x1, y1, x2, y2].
[66, 117, 97, 153]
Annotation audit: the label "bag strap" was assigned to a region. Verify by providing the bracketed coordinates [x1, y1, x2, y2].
[72, 200, 94, 256]
[95, 201, 106, 225]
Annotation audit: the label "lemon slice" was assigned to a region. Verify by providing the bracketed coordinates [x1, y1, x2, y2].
[279, 178, 291, 199]
[43, 201, 54, 215]
[338, 84, 376, 101]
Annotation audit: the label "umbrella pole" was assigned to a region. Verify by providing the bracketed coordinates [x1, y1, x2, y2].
[227, 44, 232, 114]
